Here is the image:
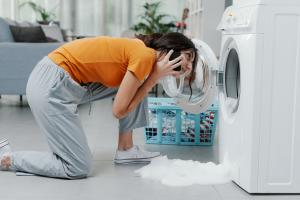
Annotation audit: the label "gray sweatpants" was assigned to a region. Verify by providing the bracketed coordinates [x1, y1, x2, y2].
[11, 57, 148, 179]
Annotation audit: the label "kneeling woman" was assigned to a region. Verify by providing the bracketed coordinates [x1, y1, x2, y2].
[0, 32, 197, 179]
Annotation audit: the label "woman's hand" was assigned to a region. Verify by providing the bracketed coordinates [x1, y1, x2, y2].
[150, 50, 183, 83]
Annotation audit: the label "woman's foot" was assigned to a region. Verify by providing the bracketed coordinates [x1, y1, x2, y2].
[1, 154, 11, 170]
[0, 139, 12, 170]
[114, 145, 161, 164]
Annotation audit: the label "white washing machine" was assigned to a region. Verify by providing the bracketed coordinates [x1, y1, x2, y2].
[170, 0, 300, 193]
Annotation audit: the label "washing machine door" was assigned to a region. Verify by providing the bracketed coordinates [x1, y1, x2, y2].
[175, 39, 219, 114]
[219, 38, 241, 116]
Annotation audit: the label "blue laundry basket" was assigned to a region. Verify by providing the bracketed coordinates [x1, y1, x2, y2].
[144, 97, 218, 146]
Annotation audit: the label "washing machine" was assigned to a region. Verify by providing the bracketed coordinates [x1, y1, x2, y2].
[171, 0, 300, 193]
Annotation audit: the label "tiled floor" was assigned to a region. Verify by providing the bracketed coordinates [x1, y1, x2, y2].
[0, 95, 299, 200]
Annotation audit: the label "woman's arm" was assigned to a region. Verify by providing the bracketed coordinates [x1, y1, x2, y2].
[112, 50, 182, 119]
[112, 71, 155, 119]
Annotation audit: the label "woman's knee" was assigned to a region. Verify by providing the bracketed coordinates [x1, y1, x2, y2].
[66, 157, 93, 179]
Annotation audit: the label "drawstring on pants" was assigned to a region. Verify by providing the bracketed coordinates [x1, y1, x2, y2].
[82, 84, 93, 116]
[87, 86, 92, 115]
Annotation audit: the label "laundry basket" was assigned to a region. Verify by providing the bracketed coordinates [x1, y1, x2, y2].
[144, 97, 218, 146]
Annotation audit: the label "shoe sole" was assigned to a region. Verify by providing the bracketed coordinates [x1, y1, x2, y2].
[114, 155, 161, 164]
[114, 158, 151, 164]
[0, 139, 9, 148]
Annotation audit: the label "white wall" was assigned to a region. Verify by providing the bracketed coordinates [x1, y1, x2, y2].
[185, 0, 225, 56]
[202, 0, 225, 55]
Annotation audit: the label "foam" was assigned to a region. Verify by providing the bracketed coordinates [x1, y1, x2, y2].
[135, 156, 232, 187]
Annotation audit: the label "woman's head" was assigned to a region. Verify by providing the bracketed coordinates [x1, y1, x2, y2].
[136, 32, 198, 96]
[136, 32, 197, 69]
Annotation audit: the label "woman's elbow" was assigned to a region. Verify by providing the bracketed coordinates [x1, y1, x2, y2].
[112, 107, 126, 119]
[113, 111, 123, 119]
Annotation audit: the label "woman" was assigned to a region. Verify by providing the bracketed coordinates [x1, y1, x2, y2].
[0, 32, 197, 179]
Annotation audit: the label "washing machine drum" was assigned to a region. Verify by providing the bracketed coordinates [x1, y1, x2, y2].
[160, 39, 219, 114]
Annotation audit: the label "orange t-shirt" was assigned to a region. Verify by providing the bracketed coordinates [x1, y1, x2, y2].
[48, 36, 156, 87]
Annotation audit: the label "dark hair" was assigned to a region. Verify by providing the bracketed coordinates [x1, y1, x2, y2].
[136, 32, 198, 98]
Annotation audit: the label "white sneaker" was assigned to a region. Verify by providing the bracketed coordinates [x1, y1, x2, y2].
[0, 139, 12, 170]
[114, 145, 161, 164]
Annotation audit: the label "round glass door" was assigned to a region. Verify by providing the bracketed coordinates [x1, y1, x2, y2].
[221, 39, 240, 114]
[176, 39, 218, 114]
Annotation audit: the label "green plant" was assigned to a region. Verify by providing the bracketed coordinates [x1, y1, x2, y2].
[19, 1, 57, 23]
[131, 2, 176, 34]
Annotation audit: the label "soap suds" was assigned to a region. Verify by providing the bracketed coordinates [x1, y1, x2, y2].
[135, 156, 232, 187]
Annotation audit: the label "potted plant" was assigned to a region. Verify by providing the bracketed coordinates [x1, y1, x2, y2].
[131, 2, 176, 97]
[19, 1, 58, 25]
[131, 2, 176, 34]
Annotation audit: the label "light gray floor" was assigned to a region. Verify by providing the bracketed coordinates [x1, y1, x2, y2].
[0, 95, 299, 200]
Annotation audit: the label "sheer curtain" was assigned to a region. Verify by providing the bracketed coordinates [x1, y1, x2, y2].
[74, 0, 184, 36]
[0, 0, 184, 36]
[0, 0, 18, 20]
[0, 0, 61, 22]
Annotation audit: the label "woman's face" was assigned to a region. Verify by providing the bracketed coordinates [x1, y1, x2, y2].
[180, 50, 195, 75]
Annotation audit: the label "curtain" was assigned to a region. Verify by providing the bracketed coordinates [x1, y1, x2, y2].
[0, 0, 184, 36]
